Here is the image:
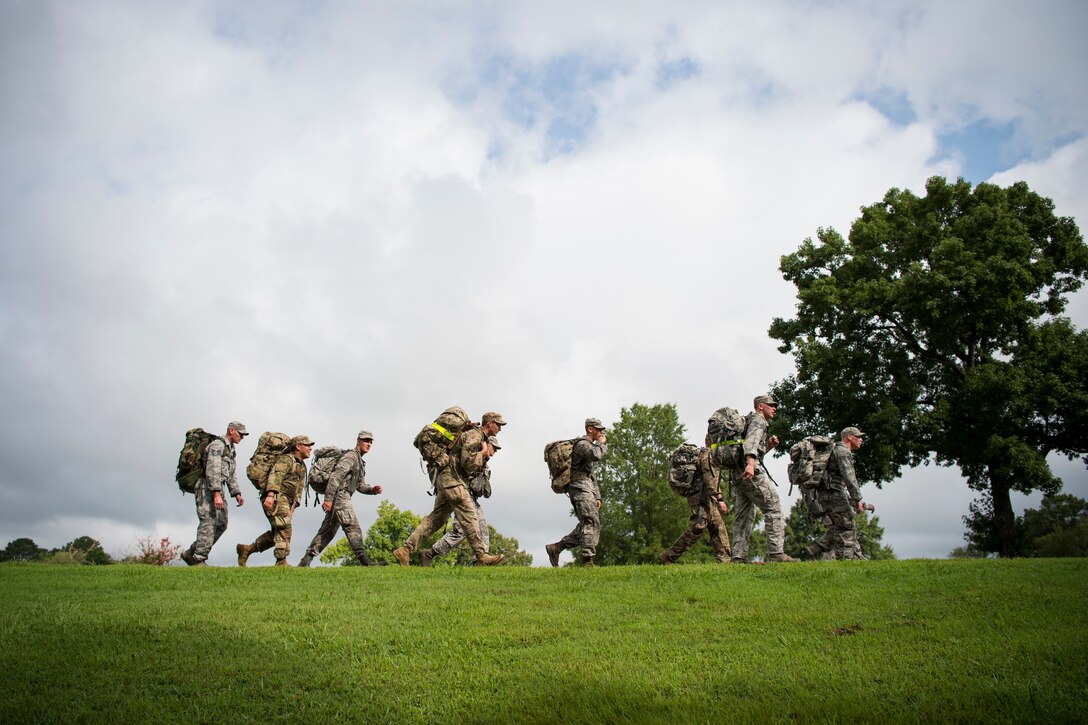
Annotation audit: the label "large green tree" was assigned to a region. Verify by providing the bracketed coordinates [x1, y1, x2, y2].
[770, 177, 1088, 556]
[0, 538, 45, 562]
[595, 403, 688, 565]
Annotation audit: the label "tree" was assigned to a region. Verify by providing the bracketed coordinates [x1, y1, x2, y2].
[0, 538, 45, 562]
[596, 403, 688, 565]
[784, 504, 895, 560]
[769, 177, 1088, 557]
[321, 500, 421, 566]
[56, 536, 113, 565]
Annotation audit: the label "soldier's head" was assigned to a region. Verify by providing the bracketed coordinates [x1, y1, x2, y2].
[753, 395, 779, 420]
[584, 417, 607, 441]
[291, 435, 315, 460]
[481, 411, 506, 436]
[226, 421, 248, 445]
[486, 435, 502, 458]
[356, 430, 374, 454]
[841, 427, 864, 451]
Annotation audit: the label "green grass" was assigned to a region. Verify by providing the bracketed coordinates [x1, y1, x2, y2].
[0, 560, 1085, 723]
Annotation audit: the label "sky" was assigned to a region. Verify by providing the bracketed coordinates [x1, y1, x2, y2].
[1, 0, 1086, 565]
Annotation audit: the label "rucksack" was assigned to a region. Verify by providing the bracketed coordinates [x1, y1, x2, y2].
[246, 431, 291, 491]
[308, 446, 348, 496]
[175, 428, 222, 494]
[787, 435, 835, 516]
[667, 443, 704, 497]
[544, 438, 579, 494]
[707, 407, 746, 469]
[413, 407, 473, 470]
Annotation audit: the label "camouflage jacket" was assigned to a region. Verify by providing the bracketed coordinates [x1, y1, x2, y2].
[200, 438, 240, 498]
[325, 449, 375, 501]
[696, 448, 723, 503]
[264, 452, 307, 507]
[571, 437, 607, 494]
[827, 441, 862, 504]
[454, 427, 490, 482]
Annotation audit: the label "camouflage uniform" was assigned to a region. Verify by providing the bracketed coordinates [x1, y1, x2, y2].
[183, 437, 241, 564]
[731, 412, 785, 561]
[250, 452, 307, 562]
[401, 426, 491, 559]
[660, 448, 731, 563]
[431, 469, 491, 561]
[555, 436, 608, 561]
[300, 449, 379, 565]
[814, 441, 863, 560]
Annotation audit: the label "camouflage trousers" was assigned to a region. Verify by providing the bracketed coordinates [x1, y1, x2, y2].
[812, 486, 861, 560]
[251, 493, 294, 561]
[731, 470, 785, 561]
[661, 494, 731, 563]
[185, 484, 229, 563]
[557, 481, 600, 560]
[302, 492, 368, 563]
[403, 472, 487, 557]
[431, 498, 489, 560]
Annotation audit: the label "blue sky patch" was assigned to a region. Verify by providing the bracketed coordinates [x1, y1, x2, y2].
[656, 56, 700, 91]
[935, 119, 1021, 183]
[855, 87, 917, 126]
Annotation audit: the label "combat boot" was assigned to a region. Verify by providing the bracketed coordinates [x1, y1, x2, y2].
[545, 543, 562, 568]
[297, 554, 312, 567]
[275, 558, 291, 568]
[418, 549, 434, 567]
[658, 552, 673, 565]
[357, 550, 386, 566]
[476, 553, 503, 566]
[236, 544, 252, 567]
[180, 549, 196, 566]
[393, 547, 410, 567]
[581, 556, 594, 567]
[767, 553, 799, 563]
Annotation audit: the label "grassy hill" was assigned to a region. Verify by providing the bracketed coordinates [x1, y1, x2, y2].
[0, 559, 1084, 723]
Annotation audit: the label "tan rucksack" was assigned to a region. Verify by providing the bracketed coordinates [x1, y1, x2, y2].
[413, 407, 473, 470]
[544, 438, 579, 494]
[246, 431, 291, 491]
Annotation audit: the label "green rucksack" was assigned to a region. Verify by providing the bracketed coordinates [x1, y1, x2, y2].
[667, 443, 704, 497]
[175, 428, 222, 494]
[787, 435, 835, 517]
[413, 407, 472, 470]
[246, 431, 291, 491]
[544, 438, 579, 494]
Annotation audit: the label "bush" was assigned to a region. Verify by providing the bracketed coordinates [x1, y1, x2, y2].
[125, 537, 181, 566]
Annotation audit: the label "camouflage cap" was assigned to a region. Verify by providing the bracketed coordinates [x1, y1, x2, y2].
[482, 411, 507, 426]
[487, 435, 502, 451]
[753, 394, 779, 408]
[290, 435, 315, 447]
[841, 426, 865, 439]
[228, 421, 249, 436]
[585, 417, 607, 430]
[357, 430, 374, 441]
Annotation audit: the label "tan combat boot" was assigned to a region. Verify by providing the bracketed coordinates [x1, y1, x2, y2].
[476, 553, 503, 566]
[767, 553, 799, 563]
[545, 543, 561, 568]
[393, 547, 410, 567]
[275, 557, 291, 568]
[236, 544, 252, 567]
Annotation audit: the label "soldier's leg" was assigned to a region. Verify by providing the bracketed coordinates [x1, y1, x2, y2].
[747, 474, 785, 557]
[188, 486, 218, 562]
[336, 503, 374, 564]
[445, 484, 488, 557]
[403, 492, 453, 554]
[821, 489, 853, 559]
[476, 503, 490, 554]
[430, 516, 463, 557]
[303, 506, 341, 559]
[661, 498, 705, 563]
[705, 502, 731, 562]
[566, 487, 600, 561]
[731, 479, 756, 562]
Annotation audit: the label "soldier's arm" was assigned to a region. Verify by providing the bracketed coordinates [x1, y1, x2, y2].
[742, 417, 766, 460]
[835, 447, 863, 503]
[203, 439, 227, 494]
[325, 452, 355, 501]
[265, 456, 290, 495]
[459, 431, 488, 478]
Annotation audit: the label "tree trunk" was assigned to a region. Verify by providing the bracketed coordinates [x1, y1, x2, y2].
[988, 471, 1018, 557]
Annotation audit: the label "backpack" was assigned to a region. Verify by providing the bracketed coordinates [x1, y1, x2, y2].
[413, 407, 473, 470]
[246, 431, 291, 491]
[175, 428, 222, 494]
[787, 435, 835, 516]
[707, 407, 746, 469]
[308, 446, 348, 496]
[667, 443, 704, 497]
[544, 438, 579, 494]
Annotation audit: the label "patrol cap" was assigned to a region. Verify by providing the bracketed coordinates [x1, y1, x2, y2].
[357, 430, 374, 441]
[290, 435, 316, 447]
[585, 417, 607, 430]
[753, 395, 779, 408]
[482, 411, 507, 426]
[228, 421, 249, 436]
[841, 427, 865, 439]
[487, 435, 502, 450]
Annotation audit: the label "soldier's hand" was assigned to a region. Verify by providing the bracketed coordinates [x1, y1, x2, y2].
[371, 485, 383, 495]
[263, 492, 276, 513]
[321, 500, 333, 513]
[742, 460, 755, 480]
[718, 500, 728, 514]
[213, 491, 225, 510]
[235, 494, 244, 507]
[767, 435, 780, 450]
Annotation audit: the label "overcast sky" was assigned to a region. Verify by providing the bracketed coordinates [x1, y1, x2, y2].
[1, 1, 1085, 565]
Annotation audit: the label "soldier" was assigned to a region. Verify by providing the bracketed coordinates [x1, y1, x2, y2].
[297, 431, 384, 567]
[807, 427, 867, 560]
[732, 395, 797, 563]
[237, 434, 313, 567]
[659, 435, 731, 564]
[181, 421, 248, 566]
[393, 413, 505, 566]
[546, 417, 609, 567]
[419, 435, 501, 566]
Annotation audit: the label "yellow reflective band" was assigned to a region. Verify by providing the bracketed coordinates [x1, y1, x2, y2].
[710, 439, 743, 449]
[431, 422, 455, 441]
